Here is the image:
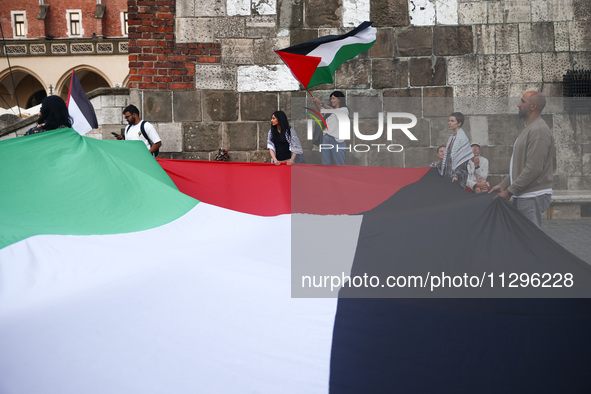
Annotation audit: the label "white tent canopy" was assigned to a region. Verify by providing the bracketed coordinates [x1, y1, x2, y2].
[0, 104, 41, 118]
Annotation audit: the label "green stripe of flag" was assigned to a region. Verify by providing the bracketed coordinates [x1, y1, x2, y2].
[275, 22, 376, 89]
[307, 41, 376, 87]
[0, 128, 197, 249]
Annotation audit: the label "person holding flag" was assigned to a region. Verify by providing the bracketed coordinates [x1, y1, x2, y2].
[24, 96, 72, 136]
[312, 91, 349, 165]
[274, 22, 375, 165]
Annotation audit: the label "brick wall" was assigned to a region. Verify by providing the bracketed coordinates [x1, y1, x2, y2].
[0, 0, 128, 39]
[102, 1, 128, 38]
[0, 1, 44, 39]
[45, 0, 97, 38]
[127, 0, 221, 90]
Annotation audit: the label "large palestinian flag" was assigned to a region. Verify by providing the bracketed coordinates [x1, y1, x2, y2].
[1, 128, 591, 393]
[275, 22, 376, 89]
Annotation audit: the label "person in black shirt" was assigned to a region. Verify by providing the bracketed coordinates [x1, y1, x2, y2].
[266, 110, 304, 165]
[24, 96, 72, 136]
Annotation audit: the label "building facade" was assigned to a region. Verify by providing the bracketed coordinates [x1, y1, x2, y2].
[0, 0, 129, 110]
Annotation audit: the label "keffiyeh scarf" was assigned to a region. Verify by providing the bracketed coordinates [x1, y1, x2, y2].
[439, 128, 473, 176]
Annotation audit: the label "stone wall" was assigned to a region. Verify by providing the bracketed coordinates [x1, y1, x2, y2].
[7, 0, 589, 191]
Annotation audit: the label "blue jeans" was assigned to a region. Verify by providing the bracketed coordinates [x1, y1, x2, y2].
[294, 154, 306, 164]
[321, 133, 346, 165]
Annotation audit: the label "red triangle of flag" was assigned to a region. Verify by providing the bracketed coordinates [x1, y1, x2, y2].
[275, 51, 322, 89]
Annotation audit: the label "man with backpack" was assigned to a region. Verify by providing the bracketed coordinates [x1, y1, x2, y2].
[115, 104, 162, 157]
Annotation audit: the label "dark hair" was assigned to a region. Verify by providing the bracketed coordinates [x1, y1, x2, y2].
[122, 104, 140, 116]
[38, 95, 72, 131]
[437, 145, 446, 152]
[271, 110, 291, 142]
[450, 112, 464, 127]
[330, 91, 346, 108]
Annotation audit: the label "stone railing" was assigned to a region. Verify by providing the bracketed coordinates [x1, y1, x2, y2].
[547, 191, 591, 219]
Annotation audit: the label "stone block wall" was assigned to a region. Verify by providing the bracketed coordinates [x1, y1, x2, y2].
[128, 1, 591, 190]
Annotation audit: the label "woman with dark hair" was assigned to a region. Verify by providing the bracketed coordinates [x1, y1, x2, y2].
[267, 110, 304, 165]
[430, 145, 446, 167]
[311, 90, 349, 165]
[439, 112, 473, 188]
[25, 95, 73, 135]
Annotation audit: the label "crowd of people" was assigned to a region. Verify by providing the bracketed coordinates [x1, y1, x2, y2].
[24, 90, 554, 228]
[430, 114, 490, 194]
[25, 96, 162, 158]
[430, 91, 554, 228]
[266, 90, 349, 166]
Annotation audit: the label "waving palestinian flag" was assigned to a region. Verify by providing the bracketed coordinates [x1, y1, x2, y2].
[2, 128, 591, 393]
[275, 21, 376, 89]
[67, 70, 99, 135]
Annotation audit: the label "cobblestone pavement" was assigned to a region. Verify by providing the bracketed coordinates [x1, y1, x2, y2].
[542, 218, 591, 264]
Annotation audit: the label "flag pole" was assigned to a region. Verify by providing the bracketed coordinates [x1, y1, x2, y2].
[67, 70, 74, 106]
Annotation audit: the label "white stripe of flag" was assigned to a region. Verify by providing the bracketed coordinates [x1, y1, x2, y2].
[67, 70, 98, 135]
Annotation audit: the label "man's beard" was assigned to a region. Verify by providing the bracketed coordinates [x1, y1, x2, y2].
[518, 108, 529, 119]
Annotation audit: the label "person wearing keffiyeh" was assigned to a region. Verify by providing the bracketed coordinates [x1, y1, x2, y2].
[438, 112, 473, 188]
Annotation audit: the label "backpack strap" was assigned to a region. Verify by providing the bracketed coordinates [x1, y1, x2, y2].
[139, 121, 160, 157]
[125, 121, 159, 156]
[138, 121, 153, 147]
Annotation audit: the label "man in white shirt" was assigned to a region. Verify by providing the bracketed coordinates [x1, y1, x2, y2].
[116, 105, 162, 156]
[466, 142, 489, 193]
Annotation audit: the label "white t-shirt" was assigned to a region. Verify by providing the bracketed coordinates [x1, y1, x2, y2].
[324, 107, 350, 142]
[125, 121, 161, 151]
[466, 156, 489, 189]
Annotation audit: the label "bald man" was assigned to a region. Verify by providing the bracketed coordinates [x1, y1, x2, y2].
[490, 91, 555, 228]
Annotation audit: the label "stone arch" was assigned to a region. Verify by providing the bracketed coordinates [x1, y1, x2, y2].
[0, 67, 47, 109]
[122, 74, 130, 88]
[56, 66, 112, 100]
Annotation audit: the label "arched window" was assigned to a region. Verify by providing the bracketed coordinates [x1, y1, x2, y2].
[58, 69, 110, 100]
[0, 69, 46, 110]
